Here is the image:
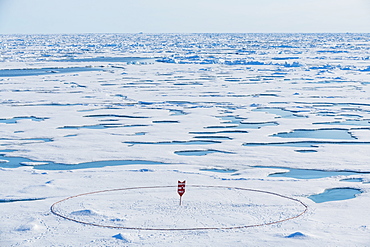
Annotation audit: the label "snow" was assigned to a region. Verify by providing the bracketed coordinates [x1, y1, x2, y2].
[1, 33, 370, 246]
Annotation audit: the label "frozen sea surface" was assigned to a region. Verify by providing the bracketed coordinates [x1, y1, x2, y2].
[1, 33, 370, 246]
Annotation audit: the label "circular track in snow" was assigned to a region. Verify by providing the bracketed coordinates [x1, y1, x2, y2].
[51, 185, 308, 231]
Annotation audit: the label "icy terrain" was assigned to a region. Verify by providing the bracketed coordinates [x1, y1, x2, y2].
[1, 33, 370, 246]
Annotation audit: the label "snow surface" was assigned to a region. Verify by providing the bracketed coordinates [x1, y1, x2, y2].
[1, 33, 370, 246]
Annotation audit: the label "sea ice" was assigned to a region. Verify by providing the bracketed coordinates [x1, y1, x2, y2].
[1, 33, 370, 246]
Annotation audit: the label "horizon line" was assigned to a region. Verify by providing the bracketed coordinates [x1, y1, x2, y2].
[1, 32, 370, 35]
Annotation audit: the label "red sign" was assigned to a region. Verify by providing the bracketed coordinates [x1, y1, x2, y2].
[178, 180, 186, 197]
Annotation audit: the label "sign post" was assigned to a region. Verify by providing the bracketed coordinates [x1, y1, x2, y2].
[177, 180, 186, 206]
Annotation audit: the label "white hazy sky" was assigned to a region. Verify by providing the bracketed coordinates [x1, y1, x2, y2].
[0, 0, 369, 34]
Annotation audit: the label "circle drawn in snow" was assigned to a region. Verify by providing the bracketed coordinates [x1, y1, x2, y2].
[51, 185, 308, 231]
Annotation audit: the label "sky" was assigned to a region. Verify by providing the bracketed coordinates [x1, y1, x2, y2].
[0, 0, 369, 34]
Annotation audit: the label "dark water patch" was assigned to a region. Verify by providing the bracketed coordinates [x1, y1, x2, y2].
[175, 149, 234, 156]
[99, 119, 119, 122]
[192, 136, 232, 140]
[129, 168, 154, 172]
[200, 168, 238, 173]
[340, 178, 364, 182]
[243, 141, 370, 147]
[0, 67, 103, 77]
[152, 120, 179, 124]
[34, 160, 166, 170]
[0, 116, 48, 124]
[0, 153, 166, 170]
[0, 197, 46, 203]
[285, 232, 306, 239]
[247, 78, 261, 82]
[78, 109, 99, 112]
[205, 125, 238, 129]
[272, 129, 356, 140]
[253, 93, 279, 97]
[272, 57, 300, 60]
[101, 83, 118, 86]
[122, 124, 149, 128]
[237, 122, 279, 129]
[64, 134, 78, 137]
[124, 140, 221, 145]
[138, 101, 157, 105]
[58, 124, 149, 129]
[224, 78, 241, 82]
[254, 166, 369, 179]
[59, 124, 115, 130]
[190, 130, 248, 134]
[135, 132, 146, 136]
[294, 149, 318, 153]
[244, 141, 317, 147]
[200, 94, 224, 98]
[308, 188, 362, 203]
[272, 72, 288, 75]
[137, 79, 155, 82]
